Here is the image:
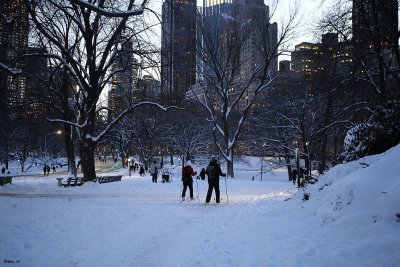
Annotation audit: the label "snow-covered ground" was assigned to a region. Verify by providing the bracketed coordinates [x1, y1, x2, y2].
[1, 146, 399, 267]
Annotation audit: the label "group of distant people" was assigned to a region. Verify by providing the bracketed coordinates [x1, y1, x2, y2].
[43, 165, 56, 176]
[291, 167, 308, 187]
[129, 161, 146, 177]
[1, 167, 10, 175]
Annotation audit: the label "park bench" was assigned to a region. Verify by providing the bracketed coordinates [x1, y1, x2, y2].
[0, 176, 12, 186]
[95, 175, 122, 184]
[57, 175, 122, 187]
[60, 177, 85, 188]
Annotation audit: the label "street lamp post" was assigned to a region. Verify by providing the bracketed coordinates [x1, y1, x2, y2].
[45, 130, 62, 164]
[128, 158, 131, 177]
[305, 142, 311, 177]
[261, 143, 265, 181]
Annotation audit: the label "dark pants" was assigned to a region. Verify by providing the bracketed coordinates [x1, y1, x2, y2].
[152, 173, 157, 183]
[206, 179, 220, 203]
[182, 180, 193, 198]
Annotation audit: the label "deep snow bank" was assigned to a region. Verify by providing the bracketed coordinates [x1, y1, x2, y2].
[294, 144, 400, 224]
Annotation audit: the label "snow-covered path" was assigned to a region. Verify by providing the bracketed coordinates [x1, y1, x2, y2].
[1, 149, 400, 267]
[0, 176, 296, 267]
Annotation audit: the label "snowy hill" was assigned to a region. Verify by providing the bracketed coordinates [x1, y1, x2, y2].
[300, 144, 400, 224]
[0, 146, 399, 267]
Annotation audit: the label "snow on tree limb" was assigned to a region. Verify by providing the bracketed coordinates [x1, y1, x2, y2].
[0, 63, 23, 75]
[71, 0, 147, 18]
[92, 102, 181, 143]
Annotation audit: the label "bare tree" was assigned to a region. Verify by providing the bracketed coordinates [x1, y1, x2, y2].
[25, 0, 173, 180]
[318, 0, 400, 159]
[120, 108, 170, 167]
[167, 111, 212, 164]
[192, 1, 299, 177]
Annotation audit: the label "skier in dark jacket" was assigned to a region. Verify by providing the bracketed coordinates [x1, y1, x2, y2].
[181, 161, 197, 201]
[205, 157, 226, 203]
[139, 165, 145, 176]
[199, 168, 206, 180]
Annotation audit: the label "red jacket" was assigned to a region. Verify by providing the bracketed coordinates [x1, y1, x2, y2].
[182, 165, 196, 177]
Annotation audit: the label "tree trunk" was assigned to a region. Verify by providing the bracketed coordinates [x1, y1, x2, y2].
[61, 67, 77, 177]
[121, 153, 127, 168]
[80, 141, 96, 181]
[304, 144, 310, 176]
[227, 160, 234, 178]
[319, 96, 333, 174]
[64, 123, 77, 177]
[169, 151, 174, 165]
[284, 146, 292, 181]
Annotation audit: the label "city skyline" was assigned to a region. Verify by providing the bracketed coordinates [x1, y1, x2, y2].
[150, 0, 334, 51]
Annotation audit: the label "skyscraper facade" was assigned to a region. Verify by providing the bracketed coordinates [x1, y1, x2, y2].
[161, 0, 197, 105]
[352, 0, 399, 101]
[352, 0, 398, 54]
[0, 0, 29, 115]
[108, 39, 141, 119]
[235, 0, 278, 77]
[198, 0, 278, 112]
[202, 0, 278, 77]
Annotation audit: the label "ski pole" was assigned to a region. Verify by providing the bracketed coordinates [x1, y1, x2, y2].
[179, 182, 183, 201]
[195, 176, 200, 201]
[224, 175, 228, 204]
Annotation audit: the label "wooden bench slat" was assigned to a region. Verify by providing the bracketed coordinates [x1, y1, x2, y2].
[96, 175, 122, 184]
[61, 177, 85, 187]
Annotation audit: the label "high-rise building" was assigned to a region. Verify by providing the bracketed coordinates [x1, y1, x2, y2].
[0, 0, 29, 115]
[352, 0, 398, 54]
[24, 46, 49, 117]
[291, 33, 352, 80]
[235, 0, 278, 77]
[161, 0, 197, 105]
[203, 0, 233, 17]
[138, 75, 161, 102]
[108, 39, 141, 119]
[279, 60, 291, 73]
[291, 42, 321, 79]
[201, 0, 278, 78]
[196, 0, 278, 112]
[352, 0, 399, 101]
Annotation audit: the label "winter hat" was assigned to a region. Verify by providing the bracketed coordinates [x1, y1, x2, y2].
[186, 160, 192, 166]
[211, 156, 216, 161]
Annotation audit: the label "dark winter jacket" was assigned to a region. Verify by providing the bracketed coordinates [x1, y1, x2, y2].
[199, 168, 206, 180]
[206, 160, 226, 181]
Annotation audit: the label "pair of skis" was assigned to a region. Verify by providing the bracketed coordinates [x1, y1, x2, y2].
[179, 196, 199, 203]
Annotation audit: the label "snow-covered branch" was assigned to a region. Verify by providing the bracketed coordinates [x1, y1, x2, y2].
[71, 0, 148, 18]
[0, 63, 22, 75]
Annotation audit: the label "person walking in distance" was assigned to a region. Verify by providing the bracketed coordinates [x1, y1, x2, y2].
[139, 165, 145, 176]
[150, 160, 158, 183]
[181, 161, 197, 201]
[205, 157, 226, 203]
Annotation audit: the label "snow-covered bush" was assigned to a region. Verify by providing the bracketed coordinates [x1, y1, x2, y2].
[343, 101, 400, 162]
